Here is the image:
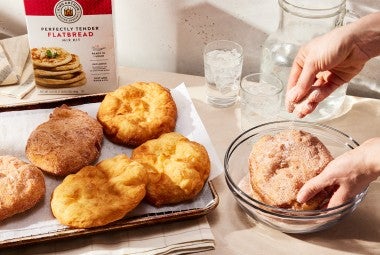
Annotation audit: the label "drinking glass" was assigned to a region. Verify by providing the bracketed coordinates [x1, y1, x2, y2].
[204, 40, 243, 107]
[240, 73, 283, 130]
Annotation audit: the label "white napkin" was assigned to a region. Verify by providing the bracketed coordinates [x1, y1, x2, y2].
[1, 217, 215, 255]
[0, 34, 35, 98]
[0, 54, 35, 99]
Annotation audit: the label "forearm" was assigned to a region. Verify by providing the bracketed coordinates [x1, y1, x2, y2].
[350, 12, 380, 59]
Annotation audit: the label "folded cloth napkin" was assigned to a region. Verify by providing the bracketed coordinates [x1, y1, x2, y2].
[0, 34, 29, 86]
[0, 34, 35, 98]
[1, 217, 215, 255]
[0, 54, 35, 99]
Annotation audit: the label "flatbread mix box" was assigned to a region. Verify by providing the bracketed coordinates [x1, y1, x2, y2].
[23, 0, 118, 94]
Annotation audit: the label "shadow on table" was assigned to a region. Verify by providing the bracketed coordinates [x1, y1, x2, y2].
[292, 182, 380, 255]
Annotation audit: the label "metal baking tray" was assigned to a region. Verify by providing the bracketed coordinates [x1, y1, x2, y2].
[0, 91, 219, 249]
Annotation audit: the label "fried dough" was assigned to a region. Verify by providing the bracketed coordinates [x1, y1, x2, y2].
[248, 130, 333, 210]
[97, 82, 177, 147]
[0, 155, 45, 221]
[51, 154, 148, 228]
[131, 132, 210, 207]
[26, 105, 103, 176]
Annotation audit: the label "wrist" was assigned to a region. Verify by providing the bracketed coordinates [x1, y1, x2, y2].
[360, 137, 380, 179]
[350, 12, 380, 59]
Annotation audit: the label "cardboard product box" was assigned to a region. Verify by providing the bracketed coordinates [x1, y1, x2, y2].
[23, 0, 118, 94]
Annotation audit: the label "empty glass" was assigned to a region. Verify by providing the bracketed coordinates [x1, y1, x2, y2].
[240, 73, 283, 130]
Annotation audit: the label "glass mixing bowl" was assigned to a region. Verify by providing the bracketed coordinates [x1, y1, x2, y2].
[224, 120, 368, 233]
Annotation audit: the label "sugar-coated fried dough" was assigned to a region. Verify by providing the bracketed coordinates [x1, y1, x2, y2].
[26, 105, 103, 176]
[0, 155, 45, 221]
[97, 82, 177, 147]
[131, 132, 210, 207]
[249, 130, 333, 210]
[51, 154, 148, 228]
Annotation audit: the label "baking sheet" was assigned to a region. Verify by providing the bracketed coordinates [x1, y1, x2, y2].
[0, 83, 221, 248]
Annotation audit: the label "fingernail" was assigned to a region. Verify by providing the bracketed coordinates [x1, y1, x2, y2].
[297, 190, 306, 203]
[303, 102, 314, 113]
[286, 101, 295, 113]
[285, 87, 297, 112]
[286, 87, 297, 102]
[308, 89, 321, 102]
[294, 106, 305, 119]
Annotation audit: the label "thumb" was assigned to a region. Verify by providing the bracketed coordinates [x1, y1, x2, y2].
[296, 175, 327, 203]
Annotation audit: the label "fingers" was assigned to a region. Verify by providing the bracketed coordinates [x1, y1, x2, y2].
[297, 156, 341, 205]
[291, 89, 320, 118]
[297, 174, 328, 204]
[288, 73, 344, 117]
[286, 58, 303, 94]
[286, 56, 317, 112]
[327, 186, 352, 208]
[297, 174, 351, 209]
[297, 150, 369, 208]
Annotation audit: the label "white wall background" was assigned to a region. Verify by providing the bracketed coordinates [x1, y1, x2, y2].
[0, 0, 379, 97]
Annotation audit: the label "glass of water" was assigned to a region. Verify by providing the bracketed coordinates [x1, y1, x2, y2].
[204, 40, 243, 107]
[240, 73, 283, 131]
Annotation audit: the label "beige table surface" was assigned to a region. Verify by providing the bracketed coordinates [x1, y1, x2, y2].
[1, 67, 379, 255]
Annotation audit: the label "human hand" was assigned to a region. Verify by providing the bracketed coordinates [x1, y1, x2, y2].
[285, 25, 369, 118]
[297, 137, 380, 208]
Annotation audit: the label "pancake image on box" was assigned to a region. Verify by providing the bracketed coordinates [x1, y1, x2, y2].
[131, 132, 211, 207]
[0, 155, 45, 222]
[248, 129, 333, 210]
[31, 48, 86, 88]
[51, 154, 148, 228]
[97, 82, 177, 147]
[25, 105, 103, 176]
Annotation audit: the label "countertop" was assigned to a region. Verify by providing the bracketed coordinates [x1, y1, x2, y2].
[1, 67, 379, 255]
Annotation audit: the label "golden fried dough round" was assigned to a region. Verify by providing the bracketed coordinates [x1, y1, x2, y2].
[0, 155, 45, 221]
[51, 154, 148, 228]
[31, 47, 72, 68]
[249, 130, 333, 210]
[131, 132, 210, 207]
[26, 105, 103, 176]
[97, 82, 177, 147]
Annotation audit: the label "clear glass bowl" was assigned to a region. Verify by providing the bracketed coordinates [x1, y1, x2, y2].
[224, 120, 368, 233]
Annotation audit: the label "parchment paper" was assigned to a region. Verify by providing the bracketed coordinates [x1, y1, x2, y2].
[0, 83, 222, 242]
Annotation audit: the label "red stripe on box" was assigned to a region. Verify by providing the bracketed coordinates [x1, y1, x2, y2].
[24, 0, 112, 16]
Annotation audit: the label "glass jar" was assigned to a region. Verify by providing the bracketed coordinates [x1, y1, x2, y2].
[260, 0, 348, 122]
